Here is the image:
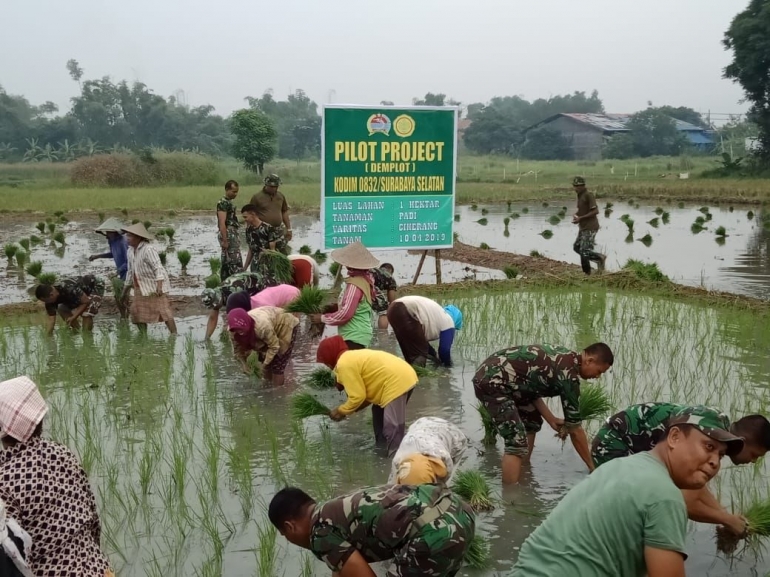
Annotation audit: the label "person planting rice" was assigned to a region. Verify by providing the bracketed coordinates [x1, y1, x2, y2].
[316, 335, 417, 455]
[249, 283, 300, 309]
[472, 343, 613, 484]
[288, 254, 319, 288]
[120, 223, 177, 335]
[387, 296, 462, 367]
[88, 218, 128, 281]
[268, 483, 474, 577]
[35, 274, 106, 335]
[510, 410, 744, 577]
[241, 204, 276, 272]
[592, 402, 770, 538]
[227, 307, 299, 386]
[309, 242, 378, 350]
[216, 179, 243, 281]
[389, 416, 468, 486]
[371, 262, 397, 329]
[0, 376, 114, 577]
[200, 271, 279, 339]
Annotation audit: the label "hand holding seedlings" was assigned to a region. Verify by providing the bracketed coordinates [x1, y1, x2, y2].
[329, 408, 346, 421]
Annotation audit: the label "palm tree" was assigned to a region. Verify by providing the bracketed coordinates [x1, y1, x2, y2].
[56, 139, 76, 162]
[22, 138, 42, 163]
[40, 143, 59, 163]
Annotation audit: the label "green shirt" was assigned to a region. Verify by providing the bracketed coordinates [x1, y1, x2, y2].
[510, 452, 687, 577]
[339, 295, 373, 347]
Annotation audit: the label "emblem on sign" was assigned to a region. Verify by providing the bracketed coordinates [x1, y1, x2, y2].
[393, 115, 416, 138]
[366, 113, 392, 136]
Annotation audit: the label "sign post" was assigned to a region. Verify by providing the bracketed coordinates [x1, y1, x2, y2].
[321, 105, 457, 283]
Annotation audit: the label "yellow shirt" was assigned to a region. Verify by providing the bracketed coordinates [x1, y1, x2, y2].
[247, 306, 299, 366]
[335, 349, 418, 415]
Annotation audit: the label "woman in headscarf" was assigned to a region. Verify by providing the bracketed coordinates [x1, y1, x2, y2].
[227, 307, 299, 386]
[120, 223, 177, 335]
[0, 376, 113, 577]
[387, 296, 463, 367]
[316, 336, 418, 455]
[309, 242, 378, 350]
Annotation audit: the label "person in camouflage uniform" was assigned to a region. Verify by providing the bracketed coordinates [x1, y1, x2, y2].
[34, 274, 106, 335]
[269, 484, 475, 577]
[372, 263, 398, 329]
[571, 176, 606, 275]
[216, 180, 243, 281]
[592, 402, 770, 538]
[201, 271, 279, 339]
[473, 342, 614, 484]
[241, 204, 276, 272]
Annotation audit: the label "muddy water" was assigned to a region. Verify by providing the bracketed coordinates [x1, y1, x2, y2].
[1, 288, 769, 576]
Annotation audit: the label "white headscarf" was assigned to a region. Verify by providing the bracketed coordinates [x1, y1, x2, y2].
[0, 499, 34, 577]
[389, 417, 468, 484]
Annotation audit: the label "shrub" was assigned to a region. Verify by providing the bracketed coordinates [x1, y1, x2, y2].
[70, 151, 220, 187]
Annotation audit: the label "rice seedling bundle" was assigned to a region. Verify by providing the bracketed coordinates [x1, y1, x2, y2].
[452, 470, 494, 511]
[121, 208, 129, 216]
[503, 217, 510, 226]
[304, 367, 336, 389]
[540, 230, 553, 239]
[464, 535, 491, 569]
[647, 218, 659, 228]
[205, 274, 221, 289]
[529, 250, 542, 258]
[619, 214, 631, 223]
[37, 272, 57, 285]
[691, 223, 706, 234]
[110, 277, 124, 296]
[716, 498, 770, 554]
[639, 234, 653, 247]
[285, 286, 326, 314]
[715, 226, 727, 237]
[542, 201, 549, 207]
[313, 250, 327, 264]
[578, 383, 613, 421]
[29, 235, 42, 245]
[177, 250, 191, 269]
[729, 206, 734, 212]
[413, 365, 440, 378]
[299, 245, 312, 255]
[521, 207, 529, 214]
[246, 352, 263, 378]
[47, 222, 56, 234]
[4, 244, 18, 259]
[605, 202, 614, 209]
[470, 204, 478, 211]
[329, 262, 341, 276]
[694, 215, 706, 225]
[25, 261, 43, 277]
[143, 221, 152, 230]
[291, 393, 331, 420]
[59, 216, 69, 224]
[548, 215, 561, 226]
[476, 404, 497, 445]
[15, 250, 27, 267]
[699, 206, 710, 214]
[19, 238, 30, 251]
[623, 218, 635, 233]
[164, 227, 175, 240]
[208, 257, 221, 275]
[481, 208, 489, 215]
[258, 250, 293, 283]
[53, 232, 66, 245]
[35, 222, 45, 234]
[98, 212, 105, 221]
[476, 218, 488, 225]
[510, 212, 520, 219]
[479, 242, 491, 249]
[131, 219, 140, 224]
[661, 211, 670, 224]
[503, 265, 519, 279]
[654, 206, 664, 215]
[454, 214, 460, 222]
[54, 211, 63, 217]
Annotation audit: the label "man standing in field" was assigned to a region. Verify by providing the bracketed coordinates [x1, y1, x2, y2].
[592, 402, 770, 538]
[571, 176, 606, 274]
[510, 411, 744, 577]
[249, 174, 292, 254]
[216, 179, 243, 281]
[472, 343, 613, 484]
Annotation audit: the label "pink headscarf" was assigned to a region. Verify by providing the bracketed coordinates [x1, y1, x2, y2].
[227, 309, 257, 350]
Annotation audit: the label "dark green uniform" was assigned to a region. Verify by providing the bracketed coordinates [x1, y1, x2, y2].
[216, 196, 243, 281]
[200, 271, 279, 310]
[472, 344, 581, 456]
[45, 275, 106, 317]
[310, 484, 475, 577]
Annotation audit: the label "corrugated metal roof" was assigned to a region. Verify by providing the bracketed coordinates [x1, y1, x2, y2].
[686, 132, 714, 145]
[561, 113, 630, 132]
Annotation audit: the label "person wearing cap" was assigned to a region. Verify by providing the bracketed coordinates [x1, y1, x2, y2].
[88, 218, 128, 281]
[288, 254, 320, 289]
[201, 271, 279, 339]
[217, 179, 244, 281]
[510, 411, 743, 577]
[249, 174, 292, 255]
[309, 242, 378, 350]
[473, 343, 614, 484]
[389, 417, 468, 486]
[592, 402, 770, 537]
[0, 376, 113, 576]
[34, 274, 106, 335]
[316, 335, 418, 455]
[227, 306, 299, 386]
[242, 204, 277, 272]
[387, 295, 461, 367]
[371, 263, 397, 329]
[120, 223, 177, 335]
[571, 176, 606, 275]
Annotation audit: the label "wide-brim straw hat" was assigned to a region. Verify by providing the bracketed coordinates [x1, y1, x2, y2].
[121, 222, 153, 240]
[330, 241, 379, 270]
[95, 217, 124, 235]
[0, 376, 48, 443]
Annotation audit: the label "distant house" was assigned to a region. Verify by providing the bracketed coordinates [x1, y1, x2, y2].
[524, 113, 714, 160]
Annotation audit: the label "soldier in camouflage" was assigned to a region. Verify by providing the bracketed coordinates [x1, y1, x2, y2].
[216, 180, 243, 282]
[593, 402, 770, 537]
[35, 274, 106, 335]
[472, 342, 614, 484]
[201, 270, 279, 339]
[269, 484, 475, 577]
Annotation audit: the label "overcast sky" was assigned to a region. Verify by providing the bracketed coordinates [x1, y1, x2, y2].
[1, 0, 750, 121]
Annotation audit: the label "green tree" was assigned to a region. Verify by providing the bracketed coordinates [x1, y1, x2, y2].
[656, 105, 706, 128]
[602, 133, 636, 159]
[624, 109, 688, 157]
[230, 108, 277, 174]
[724, 0, 770, 162]
[246, 89, 320, 159]
[66, 59, 84, 85]
[520, 127, 573, 160]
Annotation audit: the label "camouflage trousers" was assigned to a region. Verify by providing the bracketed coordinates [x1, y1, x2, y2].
[573, 229, 603, 275]
[219, 232, 243, 282]
[473, 376, 542, 456]
[266, 223, 290, 255]
[390, 494, 475, 576]
[82, 275, 105, 317]
[590, 426, 634, 468]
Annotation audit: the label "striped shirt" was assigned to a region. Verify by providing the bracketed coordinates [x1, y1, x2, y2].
[126, 241, 171, 296]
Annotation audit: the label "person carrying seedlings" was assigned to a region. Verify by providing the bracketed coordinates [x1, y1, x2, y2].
[288, 254, 319, 288]
[510, 409, 744, 577]
[0, 376, 114, 577]
[200, 271, 279, 339]
[269, 483, 474, 577]
[389, 416, 468, 486]
[35, 274, 106, 335]
[88, 218, 128, 281]
[309, 242, 378, 350]
[227, 306, 299, 386]
[571, 176, 606, 275]
[592, 401, 770, 538]
[249, 173, 292, 254]
[242, 204, 276, 273]
[120, 223, 177, 335]
[316, 335, 418, 455]
[371, 262, 397, 329]
[216, 179, 243, 281]
[387, 295, 462, 367]
[473, 342, 613, 484]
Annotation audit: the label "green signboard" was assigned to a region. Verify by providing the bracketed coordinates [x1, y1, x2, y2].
[321, 105, 457, 250]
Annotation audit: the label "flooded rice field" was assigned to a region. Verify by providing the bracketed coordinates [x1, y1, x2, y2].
[1, 288, 770, 576]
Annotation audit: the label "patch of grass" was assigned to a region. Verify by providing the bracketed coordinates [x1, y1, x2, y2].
[25, 261, 43, 277]
[622, 259, 669, 282]
[503, 265, 519, 279]
[291, 393, 331, 420]
[285, 286, 326, 314]
[452, 470, 494, 511]
[304, 367, 336, 390]
[177, 249, 191, 270]
[464, 535, 491, 570]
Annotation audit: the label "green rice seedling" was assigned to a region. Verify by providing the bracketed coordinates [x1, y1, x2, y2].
[110, 277, 124, 297]
[548, 215, 561, 225]
[53, 246, 65, 259]
[521, 207, 529, 213]
[654, 207, 664, 215]
[717, 498, 770, 554]
[299, 244, 312, 255]
[414, 365, 440, 378]
[329, 261, 341, 276]
[481, 208, 489, 215]
[470, 204, 478, 211]
[529, 250, 542, 257]
[639, 234, 653, 247]
[305, 367, 336, 389]
[705, 212, 713, 222]
[291, 393, 331, 420]
[464, 535, 491, 569]
[542, 201, 549, 207]
[691, 223, 706, 234]
[699, 206, 710, 214]
[540, 229, 553, 239]
[47, 222, 55, 234]
[623, 218, 635, 233]
[131, 219, 140, 224]
[715, 236, 726, 247]
[622, 259, 669, 282]
[503, 265, 519, 279]
[625, 232, 634, 244]
[246, 352, 263, 378]
[53, 232, 66, 245]
[37, 272, 57, 285]
[176, 249, 191, 271]
[476, 404, 497, 445]
[285, 285, 326, 314]
[661, 211, 670, 224]
[476, 218, 488, 225]
[452, 470, 494, 511]
[503, 229, 510, 237]
[59, 216, 69, 224]
[53, 210, 63, 217]
[605, 202, 614, 209]
[25, 261, 43, 277]
[715, 226, 727, 237]
[159, 252, 167, 266]
[506, 200, 512, 210]
[604, 209, 613, 218]
[257, 250, 293, 283]
[15, 250, 27, 268]
[208, 257, 221, 275]
[729, 206, 734, 212]
[35, 222, 46, 234]
[694, 215, 706, 225]
[19, 238, 30, 251]
[503, 217, 510, 227]
[479, 242, 491, 249]
[747, 210, 755, 220]
[121, 208, 129, 216]
[29, 235, 42, 245]
[578, 383, 613, 421]
[647, 218, 659, 228]
[677, 201, 685, 208]
[454, 213, 460, 222]
[164, 227, 175, 240]
[204, 274, 221, 289]
[4, 244, 17, 260]
[98, 211, 105, 221]
[510, 212, 520, 219]
[143, 221, 152, 230]
[619, 213, 630, 223]
[313, 250, 327, 264]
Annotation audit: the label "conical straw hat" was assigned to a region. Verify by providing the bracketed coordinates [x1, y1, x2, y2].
[330, 241, 379, 270]
[95, 217, 125, 234]
[121, 222, 153, 240]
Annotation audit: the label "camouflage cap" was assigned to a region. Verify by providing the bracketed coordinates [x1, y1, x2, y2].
[572, 176, 586, 187]
[200, 288, 222, 309]
[668, 406, 744, 456]
[264, 174, 281, 186]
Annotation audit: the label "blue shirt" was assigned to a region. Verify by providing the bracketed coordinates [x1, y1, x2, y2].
[108, 235, 128, 280]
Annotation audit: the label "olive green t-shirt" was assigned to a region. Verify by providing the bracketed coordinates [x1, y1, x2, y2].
[510, 452, 687, 577]
[576, 190, 600, 231]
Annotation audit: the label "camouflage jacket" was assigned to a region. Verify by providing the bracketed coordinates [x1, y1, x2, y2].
[245, 222, 272, 253]
[221, 271, 278, 301]
[46, 275, 103, 316]
[474, 344, 582, 425]
[216, 197, 239, 238]
[371, 268, 397, 313]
